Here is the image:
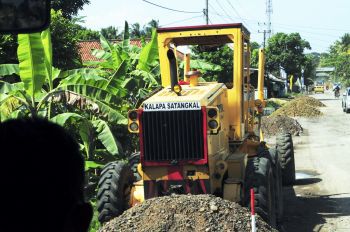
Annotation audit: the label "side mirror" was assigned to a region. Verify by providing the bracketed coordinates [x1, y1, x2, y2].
[0, 0, 50, 34]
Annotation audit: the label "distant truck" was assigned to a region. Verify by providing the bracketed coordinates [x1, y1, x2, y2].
[342, 87, 350, 113]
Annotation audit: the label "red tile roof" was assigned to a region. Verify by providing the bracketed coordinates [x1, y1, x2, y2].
[78, 39, 144, 62]
[78, 39, 184, 62]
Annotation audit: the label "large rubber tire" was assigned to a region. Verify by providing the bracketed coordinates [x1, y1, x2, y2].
[276, 133, 296, 185]
[97, 161, 135, 223]
[256, 144, 283, 223]
[128, 152, 141, 181]
[245, 156, 277, 228]
[269, 148, 284, 222]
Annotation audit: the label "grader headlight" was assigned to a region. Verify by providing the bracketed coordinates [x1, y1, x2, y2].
[207, 107, 220, 134]
[128, 110, 139, 133]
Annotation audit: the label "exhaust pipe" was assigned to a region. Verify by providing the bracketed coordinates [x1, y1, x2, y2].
[167, 49, 178, 91]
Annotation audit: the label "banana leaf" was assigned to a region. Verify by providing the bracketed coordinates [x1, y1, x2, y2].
[0, 64, 19, 77]
[122, 21, 130, 52]
[0, 81, 24, 94]
[40, 88, 127, 124]
[92, 119, 120, 156]
[100, 34, 123, 68]
[17, 33, 47, 98]
[51, 112, 94, 159]
[137, 29, 158, 72]
[58, 68, 106, 80]
[41, 28, 53, 90]
[85, 161, 103, 171]
[107, 60, 127, 89]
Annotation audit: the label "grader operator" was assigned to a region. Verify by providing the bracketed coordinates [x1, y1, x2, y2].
[97, 24, 296, 228]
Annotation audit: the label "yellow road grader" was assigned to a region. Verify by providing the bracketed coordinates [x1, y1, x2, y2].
[97, 23, 296, 228]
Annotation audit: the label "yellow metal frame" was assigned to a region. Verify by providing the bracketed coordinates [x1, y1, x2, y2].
[157, 26, 251, 140]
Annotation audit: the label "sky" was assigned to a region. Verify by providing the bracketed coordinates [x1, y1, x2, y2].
[78, 0, 350, 53]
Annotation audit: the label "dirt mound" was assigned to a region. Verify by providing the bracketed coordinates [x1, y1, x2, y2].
[271, 98, 323, 117]
[262, 115, 303, 137]
[294, 96, 326, 107]
[99, 194, 276, 232]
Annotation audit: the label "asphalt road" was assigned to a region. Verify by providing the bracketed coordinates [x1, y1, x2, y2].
[280, 91, 350, 232]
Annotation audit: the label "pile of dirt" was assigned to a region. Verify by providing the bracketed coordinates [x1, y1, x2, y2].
[294, 96, 326, 107]
[262, 115, 303, 137]
[271, 96, 323, 117]
[99, 194, 276, 232]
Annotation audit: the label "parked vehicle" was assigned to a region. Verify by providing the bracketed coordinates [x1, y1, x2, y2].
[342, 87, 350, 113]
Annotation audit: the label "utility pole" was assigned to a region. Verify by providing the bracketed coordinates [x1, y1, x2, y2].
[203, 0, 209, 25]
[266, 0, 273, 39]
[258, 24, 270, 48]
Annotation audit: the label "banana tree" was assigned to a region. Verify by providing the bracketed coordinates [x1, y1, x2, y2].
[0, 28, 125, 163]
[84, 21, 160, 107]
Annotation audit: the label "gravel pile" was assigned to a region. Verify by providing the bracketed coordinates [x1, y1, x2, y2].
[271, 97, 323, 117]
[99, 194, 276, 232]
[294, 96, 326, 107]
[262, 115, 303, 137]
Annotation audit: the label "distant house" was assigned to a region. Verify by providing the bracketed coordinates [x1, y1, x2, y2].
[78, 39, 143, 62]
[78, 39, 184, 63]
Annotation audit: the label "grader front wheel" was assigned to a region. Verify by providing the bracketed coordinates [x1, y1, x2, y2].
[97, 161, 135, 223]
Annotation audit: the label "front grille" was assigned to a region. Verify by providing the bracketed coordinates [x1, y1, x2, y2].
[141, 110, 204, 162]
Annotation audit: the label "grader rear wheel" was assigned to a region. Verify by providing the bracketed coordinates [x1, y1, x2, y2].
[245, 156, 277, 228]
[97, 161, 135, 223]
[269, 148, 284, 222]
[276, 133, 296, 185]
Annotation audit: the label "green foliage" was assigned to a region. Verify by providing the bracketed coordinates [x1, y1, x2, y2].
[137, 29, 158, 72]
[0, 21, 161, 209]
[320, 33, 350, 86]
[86, 21, 160, 107]
[76, 25, 100, 40]
[192, 45, 233, 83]
[303, 53, 320, 84]
[51, 10, 83, 70]
[88, 201, 101, 232]
[266, 32, 311, 76]
[250, 41, 260, 69]
[0, 11, 87, 70]
[101, 26, 121, 40]
[143, 19, 159, 37]
[130, 23, 144, 39]
[0, 64, 19, 76]
[0, 35, 17, 64]
[51, 0, 90, 18]
[17, 33, 48, 101]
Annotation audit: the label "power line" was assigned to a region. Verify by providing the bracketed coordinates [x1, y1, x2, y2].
[160, 15, 203, 27]
[215, 0, 235, 22]
[225, 0, 244, 23]
[208, 2, 230, 23]
[142, 0, 202, 14]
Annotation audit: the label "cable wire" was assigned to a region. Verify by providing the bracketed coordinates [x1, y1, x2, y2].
[142, 0, 202, 14]
[208, 2, 230, 23]
[160, 15, 203, 27]
[225, 0, 246, 23]
[214, 0, 235, 22]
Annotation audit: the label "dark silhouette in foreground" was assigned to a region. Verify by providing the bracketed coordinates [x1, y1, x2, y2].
[0, 118, 92, 232]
